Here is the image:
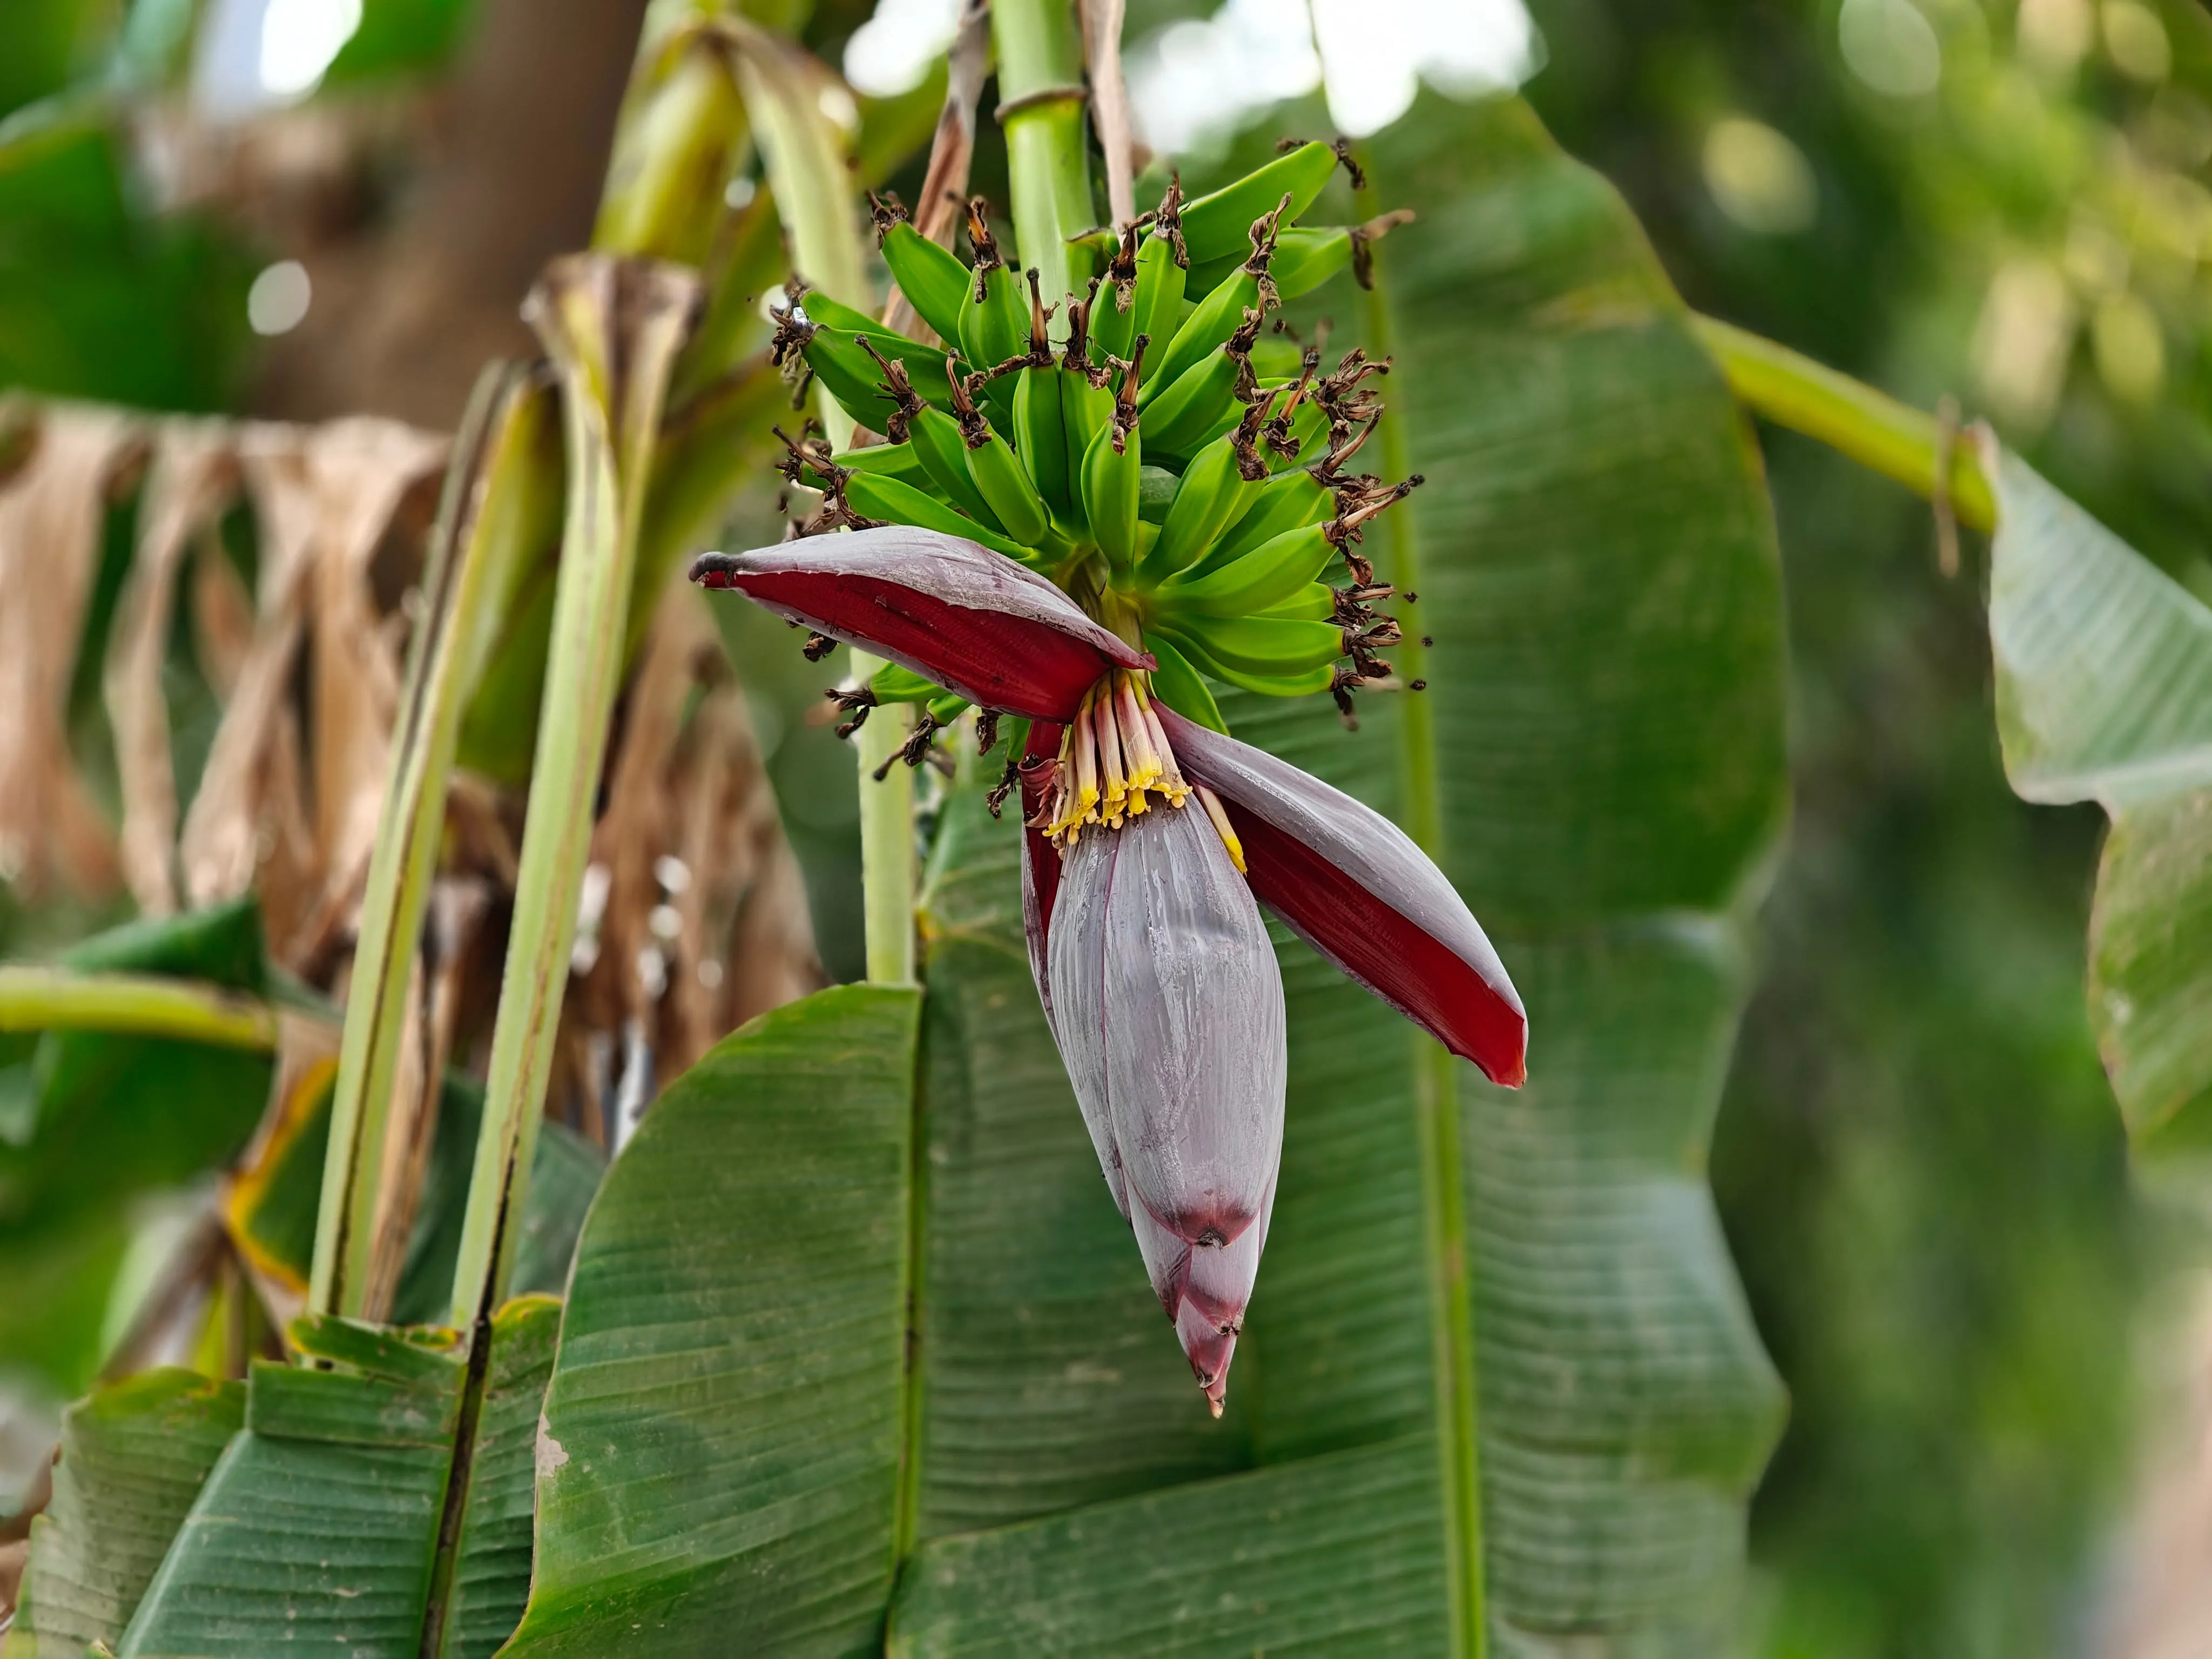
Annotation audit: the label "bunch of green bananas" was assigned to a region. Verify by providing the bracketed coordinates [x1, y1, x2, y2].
[766, 141, 1420, 741]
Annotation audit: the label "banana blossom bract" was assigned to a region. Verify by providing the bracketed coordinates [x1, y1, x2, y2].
[694, 526, 1525, 1412]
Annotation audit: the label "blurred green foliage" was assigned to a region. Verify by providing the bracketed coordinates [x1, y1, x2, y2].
[1522, 1, 2208, 1651]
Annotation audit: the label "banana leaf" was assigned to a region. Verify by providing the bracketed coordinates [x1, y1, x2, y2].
[1983, 437, 2212, 1174]
[0, 898, 269, 1238]
[4, 1368, 244, 1657]
[0, 899, 275, 1398]
[102, 1297, 559, 1658]
[502, 89, 1788, 1656]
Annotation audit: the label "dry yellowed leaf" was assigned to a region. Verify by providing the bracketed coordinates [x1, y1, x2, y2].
[178, 417, 444, 962]
[102, 423, 240, 916]
[189, 524, 256, 700]
[0, 407, 144, 901]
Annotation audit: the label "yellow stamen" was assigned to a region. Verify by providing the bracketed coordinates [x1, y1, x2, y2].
[1195, 785, 1246, 873]
[1094, 685, 1127, 826]
[1072, 686, 1099, 816]
[1044, 672, 1206, 853]
[1137, 692, 1190, 806]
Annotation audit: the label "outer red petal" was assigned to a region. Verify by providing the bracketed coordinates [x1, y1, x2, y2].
[691, 527, 1149, 721]
[1156, 704, 1528, 1088]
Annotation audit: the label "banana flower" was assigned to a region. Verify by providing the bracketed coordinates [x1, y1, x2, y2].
[696, 526, 1524, 1412]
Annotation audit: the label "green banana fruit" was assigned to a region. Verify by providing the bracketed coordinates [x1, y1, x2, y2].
[1014, 364, 1070, 516]
[1192, 467, 1333, 576]
[869, 662, 945, 704]
[1121, 234, 1186, 386]
[1079, 336, 1147, 571]
[1057, 284, 1115, 529]
[877, 218, 971, 345]
[858, 339, 1004, 530]
[1155, 519, 1337, 618]
[1098, 223, 1188, 372]
[957, 199, 1031, 368]
[1138, 401, 1271, 582]
[1145, 238, 1274, 399]
[1256, 582, 1338, 623]
[830, 443, 928, 485]
[1151, 616, 1340, 697]
[1183, 379, 1319, 462]
[953, 365, 1054, 546]
[1184, 225, 1354, 304]
[1091, 225, 1143, 365]
[1186, 207, 1416, 299]
[1139, 309, 1264, 457]
[844, 472, 1043, 567]
[798, 312, 968, 422]
[1139, 631, 1229, 734]
[798, 440, 929, 494]
[1177, 140, 1339, 267]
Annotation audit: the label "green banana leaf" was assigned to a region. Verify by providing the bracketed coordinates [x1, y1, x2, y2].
[4, 1368, 244, 1657]
[1984, 438, 2212, 1169]
[502, 88, 1787, 1655]
[0, 898, 270, 1237]
[0, 899, 275, 1398]
[105, 1296, 559, 1658]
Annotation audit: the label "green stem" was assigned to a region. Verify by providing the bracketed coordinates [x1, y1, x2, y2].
[1359, 165, 1484, 1659]
[447, 258, 700, 1330]
[0, 967, 276, 1049]
[1691, 313, 1994, 532]
[852, 649, 919, 986]
[309, 364, 534, 1325]
[992, 0, 1093, 328]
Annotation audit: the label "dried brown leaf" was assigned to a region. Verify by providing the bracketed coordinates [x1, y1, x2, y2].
[177, 417, 445, 964]
[1079, 0, 1136, 227]
[102, 423, 240, 916]
[0, 407, 144, 900]
[189, 524, 256, 698]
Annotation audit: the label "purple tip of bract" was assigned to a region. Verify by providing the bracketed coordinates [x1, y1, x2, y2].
[1154, 704, 1529, 1088]
[1177, 1300, 1236, 1418]
[1043, 800, 1285, 1412]
[689, 526, 1152, 723]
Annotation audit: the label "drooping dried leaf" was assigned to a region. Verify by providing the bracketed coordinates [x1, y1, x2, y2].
[188, 526, 256, 699]
[0, 406, 143, 901]
[102, 423, 240, 916]
[177, 417, 444, 962]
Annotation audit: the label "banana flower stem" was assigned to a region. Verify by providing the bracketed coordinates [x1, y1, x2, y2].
[1691, 313, 1995, 532]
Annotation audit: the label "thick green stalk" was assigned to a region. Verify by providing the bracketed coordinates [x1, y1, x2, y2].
[853, 649, 919, 986]
[447, 257, 700, 1330]
[1359, 169, 1485, 1659]
[309, 364, 538, 1324]
[0, 967, 275, 1049]
[1692, 313, 1994, 531]
[992, 0, 1093, 328]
